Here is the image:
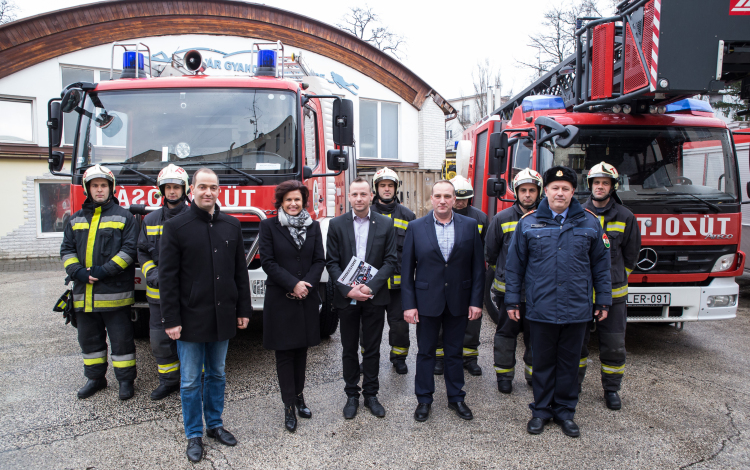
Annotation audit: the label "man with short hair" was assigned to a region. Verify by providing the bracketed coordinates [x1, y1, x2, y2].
[61, 164, 138, 401]
[402, 180, 484, 422]
[505, 166, 611, 437]
[326, 177, 397, 419]
[159, 167, 251, 463]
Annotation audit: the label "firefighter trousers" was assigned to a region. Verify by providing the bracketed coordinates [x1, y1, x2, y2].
[493, 298, 532, 384]
[149, 303, 180, 386]
[436, 317, 481, 365]
[386, 289, 410, 362]
[77, 307, 136, 382]
[579, 301, 627, 392]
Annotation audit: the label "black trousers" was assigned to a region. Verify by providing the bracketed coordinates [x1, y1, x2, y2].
[77, 307, 136, 382]
[493, 297, 532, 383]
[386, 289, 410, 361]
[148, 303, 179, 386]
[528, 320, 587, 420]
[339, 300, 385, 398]
[415, 305, 468, 403]
[580, 301, 627, 391]
[275, 347, 308, 406]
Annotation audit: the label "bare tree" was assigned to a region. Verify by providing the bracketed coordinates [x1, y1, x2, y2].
[517, 0, 610, 76]
[337, 5, 406, 59]
[0, 0, 19, 25]
[472, 59, 503, 123]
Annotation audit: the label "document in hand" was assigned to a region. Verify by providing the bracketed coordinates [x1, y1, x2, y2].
[337, 257, 379, 287]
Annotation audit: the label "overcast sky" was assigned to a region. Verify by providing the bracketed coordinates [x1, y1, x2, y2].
[18, 0, 578, 101]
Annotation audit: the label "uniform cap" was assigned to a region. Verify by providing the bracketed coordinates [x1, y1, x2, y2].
[543, 166, 577, 189]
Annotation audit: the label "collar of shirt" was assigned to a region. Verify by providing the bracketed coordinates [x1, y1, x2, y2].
[432, 211, 454, 226]
[550, 206, 569, 222]
[353, 209, 371, 222]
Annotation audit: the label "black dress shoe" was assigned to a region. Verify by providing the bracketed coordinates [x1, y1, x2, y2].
[364, 396, 386, 417]
[604, 391, 622, 410]
[554, 418, 581, 437]
[464, 361, 483, 376]
[118, 381, 134, 400]
[414, 403, 431, 422]
[392, 361, 408, 375]
[206, 426, 237, 446]
[497, 380, 513, 394]
[296, 393, 312, 418]
[150, 383, 180, 401]
[77, 378, 107, 399]
[186, 437, 203, 462]
[448, 401, 473, 420]
[343, 397, 359, 419]
[284, 405, 297, 432]
[433, 359, 444, 375]
[527, 417, 550, 434]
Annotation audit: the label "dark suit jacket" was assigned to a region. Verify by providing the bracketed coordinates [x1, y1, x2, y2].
[159, 203, 252, 342]
[401, 211, 484, 316]
[325, 211, 397, 310]
[259, 216, 325, 350]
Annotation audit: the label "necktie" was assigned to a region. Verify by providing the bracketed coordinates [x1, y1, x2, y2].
[555, 215, 563, 224]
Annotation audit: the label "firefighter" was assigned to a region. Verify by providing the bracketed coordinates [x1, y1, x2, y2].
[60, 165, 138, 400]
[368, 167, 416, 374]
[485, 168, 543, 393]
[432, 176, 488, 376]
[137, 164, 190, 400]
[580, 162, 641, 410]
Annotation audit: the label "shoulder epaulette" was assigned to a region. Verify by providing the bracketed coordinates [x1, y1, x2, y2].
[520, 210, 536, 219]
[584, 208, 597, 217]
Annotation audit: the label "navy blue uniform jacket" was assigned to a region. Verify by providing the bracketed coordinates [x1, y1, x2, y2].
[401, 211, 484, 316]
[505, 198, 612, 324]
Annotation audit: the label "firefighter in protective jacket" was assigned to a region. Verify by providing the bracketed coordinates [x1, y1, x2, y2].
[486, 168, 542, 393]
[432, 176, 488, 376]
[60, 165, 138, 400]
[369, 167, 416, 374]
[579, 162, 641, 410]
[137, 164, 190, 400]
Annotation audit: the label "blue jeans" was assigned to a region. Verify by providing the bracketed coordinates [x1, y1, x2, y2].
[176, 340, 229, 439]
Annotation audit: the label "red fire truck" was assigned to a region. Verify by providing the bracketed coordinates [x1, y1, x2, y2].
[46, 42, 354, 336]
[459, 0, 750, 326]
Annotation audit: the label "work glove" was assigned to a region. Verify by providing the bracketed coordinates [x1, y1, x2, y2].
[88, 266, 109, 280]
[73, 268, 90, 284]
[146, 267, 159, 288]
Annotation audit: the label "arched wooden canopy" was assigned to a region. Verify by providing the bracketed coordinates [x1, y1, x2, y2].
[0, 0, 454, 114]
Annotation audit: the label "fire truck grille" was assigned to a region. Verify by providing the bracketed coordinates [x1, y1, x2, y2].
[627, 306, 684, 318]
[240, 221, 261, 254]
[632, 245, 736, 275]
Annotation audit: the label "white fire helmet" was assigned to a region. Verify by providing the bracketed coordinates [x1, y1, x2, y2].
[372, 167, 400, 193]
[587, 161, 620, 191]
[512, 168, 543, 200]
[450, 175, 474, 200]
[157, 164, 190, 196]
[82, 164, 115, 196]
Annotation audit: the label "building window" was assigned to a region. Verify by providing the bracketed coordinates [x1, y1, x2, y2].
[36, 181, 71, 238]
[0, 98, 34, 143]
[359, 100, 399, 159]
[462, 104, 470, 122]
[446, 130, 453, 140]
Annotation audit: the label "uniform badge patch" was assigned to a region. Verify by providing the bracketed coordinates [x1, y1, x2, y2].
[530, 224, 546, 228]
[556, 170, 563, 176]
[602, 233, 610, 248]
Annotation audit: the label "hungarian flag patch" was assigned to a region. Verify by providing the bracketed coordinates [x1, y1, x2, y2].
[602, 233, 611, 248]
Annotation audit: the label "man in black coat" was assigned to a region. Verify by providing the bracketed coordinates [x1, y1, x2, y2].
[326, 177, 397, 420]
[159, 168, 251, 463]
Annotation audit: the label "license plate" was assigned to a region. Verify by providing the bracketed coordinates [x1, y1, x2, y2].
[627, 293, 671, 306]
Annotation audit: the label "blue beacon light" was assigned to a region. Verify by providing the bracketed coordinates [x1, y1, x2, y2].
[256, 50, 278, 76]
[120, 51, 145, 79]
[521, 95, 565, 113]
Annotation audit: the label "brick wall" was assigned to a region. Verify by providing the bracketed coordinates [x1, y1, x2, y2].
[418, 98, 446, 170]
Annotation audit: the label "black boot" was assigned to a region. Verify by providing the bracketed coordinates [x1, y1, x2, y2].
[285, 405, 297, 432]
[392, 360, 408, 375]
[119, 381, 134, 400]
[464, 361, 482, 376]
[433, 358, 444, 375]
[604, 391, 622, 410]
[296, 393, 312, 419]
[150, 383, 180, 401]
[77, 378, 107, 399]
[497, 379, 513, 394]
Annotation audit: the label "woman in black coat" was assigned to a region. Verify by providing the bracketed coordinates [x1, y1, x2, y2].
[258, 180, 325, 433]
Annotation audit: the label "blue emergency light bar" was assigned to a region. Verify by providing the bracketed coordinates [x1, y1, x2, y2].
[120, 51, 145, 79]
[665, 99, 714, 114]
[521, 95, 565, 113]
[256, 49, 277, 76]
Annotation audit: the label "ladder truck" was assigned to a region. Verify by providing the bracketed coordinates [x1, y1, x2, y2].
[457, 0, 750, 325]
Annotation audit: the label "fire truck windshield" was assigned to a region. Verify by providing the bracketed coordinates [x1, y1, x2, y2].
[538, 126, 739, 205]
[74, 88, 298, 177]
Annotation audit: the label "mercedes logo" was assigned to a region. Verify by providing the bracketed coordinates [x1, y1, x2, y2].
[636, 248, 658, 271]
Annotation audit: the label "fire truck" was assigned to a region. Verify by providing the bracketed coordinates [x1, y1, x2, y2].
[458, 0, 750, 326]
[46, 41, 355, 337]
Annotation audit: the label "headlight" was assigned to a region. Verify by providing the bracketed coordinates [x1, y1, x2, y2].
[706, 295, 737, 308]
[711, 254, 735, 272]
[175, 142, 190, 159]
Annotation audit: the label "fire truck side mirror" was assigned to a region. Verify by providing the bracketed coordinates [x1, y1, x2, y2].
[303, 165, 313, 179]
[60, 88, 82, 113]
[486, 178, 507, 198]
[48, 101, 63, 148]
[48, 151, 65, 173]
[488, 132, 508, 175]
[333, 99, 354, 147]
[746, 181, 750, 199]
[327, 149, 349, 172]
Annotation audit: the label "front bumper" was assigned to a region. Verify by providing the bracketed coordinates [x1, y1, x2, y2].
[627, 277, 738, 322]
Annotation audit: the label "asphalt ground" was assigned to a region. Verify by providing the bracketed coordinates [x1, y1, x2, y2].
[1, 264, 750, 469]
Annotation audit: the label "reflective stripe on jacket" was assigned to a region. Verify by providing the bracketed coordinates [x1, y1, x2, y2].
[485, 203, 526, 300]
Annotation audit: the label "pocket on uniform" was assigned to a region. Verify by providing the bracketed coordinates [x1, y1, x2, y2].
[528, 230, 552, 257]
[226, 237, 238, 253]
[415, 281, 429, 290]
[99, 230, 113, 256]
[188, 281, 198, 307]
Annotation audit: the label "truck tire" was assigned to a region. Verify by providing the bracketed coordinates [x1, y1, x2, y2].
[131, 307, 150, 339]
[319, 279, 339, 338]
[485, 268, 499, 324]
